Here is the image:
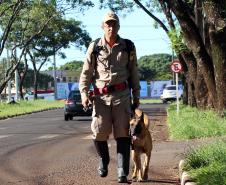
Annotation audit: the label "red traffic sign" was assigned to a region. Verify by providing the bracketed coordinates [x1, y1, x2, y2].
[171, 60, 183, 73]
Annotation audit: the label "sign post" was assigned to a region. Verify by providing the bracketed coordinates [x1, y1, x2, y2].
[170, 60, 183, 115]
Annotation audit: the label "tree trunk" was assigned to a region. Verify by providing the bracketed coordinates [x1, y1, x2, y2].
[179, 51, 197, 107]
[19, 62, 28, 100]
[166, 0, 217, 109]
[187, 80, 196, 107]
[203, 1, 226, 113]
[33, 71, 38, 100]
[195, 70, 208, 108]
[0, 62, 19, 94]
[160, 0, 216, 109]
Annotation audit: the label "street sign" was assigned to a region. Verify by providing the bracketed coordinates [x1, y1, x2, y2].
[171, 60, 183, 73]
[170, 60, 182, 115]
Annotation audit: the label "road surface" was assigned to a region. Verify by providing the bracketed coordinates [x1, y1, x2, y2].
[0, 103, 194, 185]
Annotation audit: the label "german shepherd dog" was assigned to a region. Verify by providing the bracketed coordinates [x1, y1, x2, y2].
[130, 109, 153, 182]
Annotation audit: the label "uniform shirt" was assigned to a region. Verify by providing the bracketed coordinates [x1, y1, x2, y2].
[79, 36, 140, 106]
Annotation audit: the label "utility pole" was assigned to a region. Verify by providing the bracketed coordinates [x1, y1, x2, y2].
[53, 47, 57, 100]
[172, 49, 176, 85]
[14, 46, 19, 101]
[15, 69, 19, 100]
[53, 1, 57, 100]
[7, 48, 12, 102]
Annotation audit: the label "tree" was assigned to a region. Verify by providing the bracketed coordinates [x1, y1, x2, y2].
[97, 0, 226, 113]
[0, 1, 58, 96]
[0, 0, 24, 56]
[24, 15, 91, 99]
[166, 0, 226, 113]
[0, 0, 92, 99]
[0, 58, 7, 85]
[138, 54, 172, 81]
[17, 63, 53, 92]
[59, 60, 83, 71]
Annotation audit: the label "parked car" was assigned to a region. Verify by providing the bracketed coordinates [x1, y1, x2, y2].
[160, 85, 183, 103]
[64, 90, 92, 121]
[24, 90, 54, 100]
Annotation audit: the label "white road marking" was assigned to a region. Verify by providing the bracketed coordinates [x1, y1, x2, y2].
[36, 134, 59, 139]
[82, 135, 113, 148]
[0, 135, 12, 139]
[82, 135, 93, 140]
[0, 127, 7, 130]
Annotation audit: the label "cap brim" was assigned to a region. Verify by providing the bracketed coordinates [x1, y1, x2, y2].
[104, 18, 118, 23]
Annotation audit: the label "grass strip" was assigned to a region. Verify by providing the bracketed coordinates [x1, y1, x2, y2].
[140, 98, 162, 104]
[167, 104, 226, 139]
[184, 140, 226, 185]
[0, 100, 64, 119]
[0, 98, 160, 119]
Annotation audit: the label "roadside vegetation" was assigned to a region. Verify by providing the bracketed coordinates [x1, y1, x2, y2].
[167, 104, 226, 140]
[167, 103, 226, 185]
[140, 98, 162, 104]
[0, 100, 64, 119]
[0, 98, 159, 120]
[184, 141, 226, 185]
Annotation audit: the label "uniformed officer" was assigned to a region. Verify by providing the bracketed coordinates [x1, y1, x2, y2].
[79, 11, 140, 183]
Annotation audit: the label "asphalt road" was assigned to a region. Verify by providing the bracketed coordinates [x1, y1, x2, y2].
[0, 104, 182, 185]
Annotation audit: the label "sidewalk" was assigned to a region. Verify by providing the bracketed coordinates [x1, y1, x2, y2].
[141, 104, 198, 185]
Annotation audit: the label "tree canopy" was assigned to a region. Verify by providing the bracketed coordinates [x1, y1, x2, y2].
[59, 60, 83, 71]
[97, 0, 226, 113]
[0, 0, 92, 99]
[138, 54, 172, 81]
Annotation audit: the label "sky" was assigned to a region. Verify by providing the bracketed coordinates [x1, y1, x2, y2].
[51, 4, 172, 69]
[0, 3, 172, 70]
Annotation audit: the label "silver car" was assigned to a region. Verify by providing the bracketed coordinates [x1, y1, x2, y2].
[160, 85, 183, 103]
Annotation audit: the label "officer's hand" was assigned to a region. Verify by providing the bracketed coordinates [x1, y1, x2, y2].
[133, 98, 140, 109]
[82, 96, 89, 108]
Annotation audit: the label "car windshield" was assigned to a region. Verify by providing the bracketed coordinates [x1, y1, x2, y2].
[68, 91, 81, 100]
[165, 86, 176, 90]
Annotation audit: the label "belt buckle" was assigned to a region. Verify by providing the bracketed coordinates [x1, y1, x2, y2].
[102, 87, 108, 94]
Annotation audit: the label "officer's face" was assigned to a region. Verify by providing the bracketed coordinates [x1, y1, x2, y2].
[103, 20, 119, 39]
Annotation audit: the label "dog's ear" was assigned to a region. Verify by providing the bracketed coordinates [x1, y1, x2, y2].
[141, 112, 144, 120]
[143, 113, 150, 129]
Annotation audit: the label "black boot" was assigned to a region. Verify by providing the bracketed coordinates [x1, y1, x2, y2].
[93, 140, 110, 177]
[116, 137, 131, 183]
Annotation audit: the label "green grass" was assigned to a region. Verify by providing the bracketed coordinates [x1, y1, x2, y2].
[0, 98, 160, 119]
[0, 100, 64, 119]
[167, 104, 226, 140]
[183, 141, 226, 185]
[140, 98, 162, 104]
[167, 104, 226, 185]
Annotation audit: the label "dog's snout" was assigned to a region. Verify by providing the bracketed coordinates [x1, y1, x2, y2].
[134, 124, 142, 134]
[130, 123, 142, 136]
[130, 126, 135, 136]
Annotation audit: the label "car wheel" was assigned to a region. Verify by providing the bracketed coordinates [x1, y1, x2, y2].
[162, 100, 167, 104]
[64, 114, 69, 121]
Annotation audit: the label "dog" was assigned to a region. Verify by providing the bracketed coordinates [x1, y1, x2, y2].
[130, 109, 153, 182]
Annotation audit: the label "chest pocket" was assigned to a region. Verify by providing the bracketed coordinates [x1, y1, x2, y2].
[117, 50, 128, 67]
[97, 50, 110, 69]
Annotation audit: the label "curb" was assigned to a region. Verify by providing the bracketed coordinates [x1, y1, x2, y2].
[179, 160, 197, 185]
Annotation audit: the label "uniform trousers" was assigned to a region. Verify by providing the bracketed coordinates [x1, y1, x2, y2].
[91, 97, 131, 141]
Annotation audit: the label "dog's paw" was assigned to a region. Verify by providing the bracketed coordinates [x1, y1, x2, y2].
[132, 174, 137, 181]
[137, 178, 143, 182]
[142, 174, 148, 181]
